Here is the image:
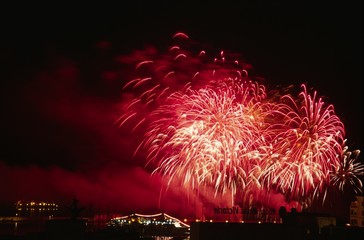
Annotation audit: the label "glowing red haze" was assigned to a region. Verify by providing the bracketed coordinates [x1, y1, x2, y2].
[117, 32, 364, 213]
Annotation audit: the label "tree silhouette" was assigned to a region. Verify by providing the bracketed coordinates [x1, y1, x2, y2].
[278, 206, 287, 223]
[68, 197, 85, 220]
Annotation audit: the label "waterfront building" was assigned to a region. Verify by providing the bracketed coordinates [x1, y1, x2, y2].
[350, 195, 364, 227]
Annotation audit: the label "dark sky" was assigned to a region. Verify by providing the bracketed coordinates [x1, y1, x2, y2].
[0, 1, 362, 219]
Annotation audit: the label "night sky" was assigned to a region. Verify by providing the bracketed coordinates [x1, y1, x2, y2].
[0, 1, 362, 220]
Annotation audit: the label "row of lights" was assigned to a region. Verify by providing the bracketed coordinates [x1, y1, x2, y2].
[113, 218, 177, 225]
[17, 208, 58, 211]
[16, 201, 58, 207]
[189, 219, 278, 224]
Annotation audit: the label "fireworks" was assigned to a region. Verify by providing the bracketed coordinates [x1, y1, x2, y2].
[331, 149, 364, 193]
[117, 32, 363, 208]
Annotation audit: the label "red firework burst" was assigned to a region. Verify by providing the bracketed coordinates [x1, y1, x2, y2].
[117, 32, 363, 208]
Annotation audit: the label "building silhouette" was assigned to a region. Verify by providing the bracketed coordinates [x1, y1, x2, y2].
[15, 200, 59, 218]
[350, 195, 364, 227]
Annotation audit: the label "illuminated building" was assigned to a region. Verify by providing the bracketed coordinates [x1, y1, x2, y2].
[350, 195, 364, 227]
[15, 200, 59, 218]
[108, 212, 190, 239]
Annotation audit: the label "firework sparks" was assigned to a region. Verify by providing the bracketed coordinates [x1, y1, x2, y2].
[117, 32, 363, 208]
[144, 86, 269, 196]
[257, 84, 347, 202]
[331, 149, 364, 193]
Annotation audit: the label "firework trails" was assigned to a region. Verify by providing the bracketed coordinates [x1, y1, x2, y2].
[117, 32, 363, 209]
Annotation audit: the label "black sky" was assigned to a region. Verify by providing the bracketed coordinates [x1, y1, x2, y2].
[2, 1, 362, 161]
[0, 1, 362, 218]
